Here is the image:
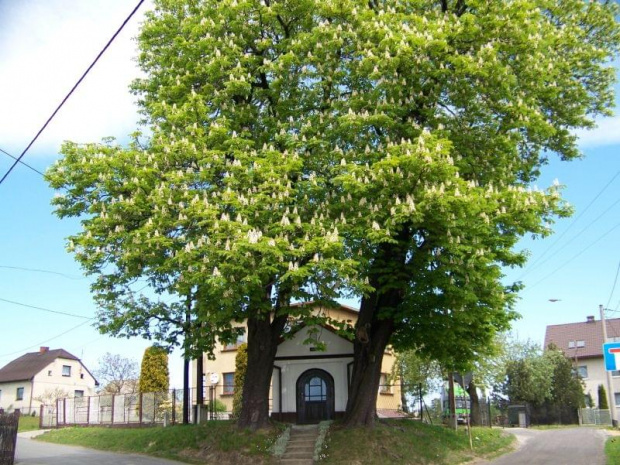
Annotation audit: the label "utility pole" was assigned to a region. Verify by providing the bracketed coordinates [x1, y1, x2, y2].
[600, 304, 617, 427]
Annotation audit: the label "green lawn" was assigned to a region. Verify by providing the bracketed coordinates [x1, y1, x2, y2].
[606, 435, 620, 465]
[35, 419, 515, 465]
[17, 415, 41, 432]
[37, 421, 282, 464]
[322, 421, 515, 464]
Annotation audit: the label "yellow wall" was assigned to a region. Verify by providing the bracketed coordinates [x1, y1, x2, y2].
[192, 304, 402, 415]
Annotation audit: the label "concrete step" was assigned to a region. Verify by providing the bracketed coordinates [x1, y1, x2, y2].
[284, 445, 314, 454]
[279, 459, 314, 465]
[282, 451, 315, 460]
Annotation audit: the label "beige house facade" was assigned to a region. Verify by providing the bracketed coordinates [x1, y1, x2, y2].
[0, 347, 98, 415]
[544, 315, 620, 409]
[193, 304, 401, 423]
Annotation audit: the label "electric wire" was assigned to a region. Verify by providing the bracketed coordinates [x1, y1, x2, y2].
[525, 219, 620, 290]
[605, 258, 620, 313]
[0, 147, 44, 176]
[0, 0, 146, 186]
[0, 320, 92, 359]
[0, 265, 85, 280]
[517, 170, 620, 280]
[0, 297, 93, 320]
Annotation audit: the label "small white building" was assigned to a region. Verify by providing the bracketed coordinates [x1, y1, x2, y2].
[195, 304, 400, 424]
[0, 347, 98, 415]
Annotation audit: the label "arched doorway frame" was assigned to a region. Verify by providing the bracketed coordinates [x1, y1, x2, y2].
[296, 368, 335, 424]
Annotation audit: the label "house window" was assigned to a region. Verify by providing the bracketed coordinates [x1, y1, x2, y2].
[223, 333, 245, 351]
[223, 373, 235, 395]
[576, 366, 588, 379]
[615, 393, 620, 406]
[62, 365, 71, 377]
[304, 377, 327, 402]
[16, 387, 24, 401]
[74, 390, 84, 398]
[48, 370, 52, 376]
[612, 370, 620, 377]
[379, 373, 392, 394]
[568, 341, 575, 348]
[576, 340, 585, 348]
[80, 373, 84, 379]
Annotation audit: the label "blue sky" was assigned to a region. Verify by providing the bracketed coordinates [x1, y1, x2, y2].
[0, 1, 619, 387]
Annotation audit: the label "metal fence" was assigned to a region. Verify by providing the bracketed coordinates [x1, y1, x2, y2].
[39, 387, 271, 428]
[579, 408, 612, 426]
[0, 411, 19, 465]
[41, 389, 193, 428]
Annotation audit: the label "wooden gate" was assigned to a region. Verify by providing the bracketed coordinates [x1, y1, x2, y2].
[0, 411, 20, 465]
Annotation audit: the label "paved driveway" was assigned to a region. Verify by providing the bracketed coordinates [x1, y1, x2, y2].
[16, 433, 187, 465]
[488, 427, 608, 465]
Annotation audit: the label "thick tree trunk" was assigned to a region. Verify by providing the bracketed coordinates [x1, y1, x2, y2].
[466, 380, 481, 426]
[342, 296, 395, 428]
[237, 313, 287, 430]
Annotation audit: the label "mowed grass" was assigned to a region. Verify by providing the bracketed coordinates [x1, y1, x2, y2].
[17, 415, 41, 432]
[35, 419, 515, 464]
[37, 421, 282, 464]
[322, 420, 515, 465]
[606, 435, 620, 465]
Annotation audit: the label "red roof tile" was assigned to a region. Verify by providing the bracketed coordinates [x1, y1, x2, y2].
[544, 317, 620, 359]
[0, 348, 79, 383]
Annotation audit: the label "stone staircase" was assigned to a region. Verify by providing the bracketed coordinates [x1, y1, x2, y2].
[279, 424, 319, 465]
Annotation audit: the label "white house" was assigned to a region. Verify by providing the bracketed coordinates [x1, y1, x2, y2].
[544, 315, 620, 409]
[194, 304, 401, 424]
[0, 347, 98, 415]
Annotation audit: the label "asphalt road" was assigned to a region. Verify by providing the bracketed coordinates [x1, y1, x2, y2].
[488, 427, 608, 465]
[15, 433, 187, 465]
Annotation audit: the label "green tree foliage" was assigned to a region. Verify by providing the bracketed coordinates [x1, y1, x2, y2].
[599, 384, 609, 410]
[232, 343, 248, 419]
[392, 349, 442, 412]
[46, 0, 620, 428]
[502, 344, 584, 424]
[139, 346, 169, 393]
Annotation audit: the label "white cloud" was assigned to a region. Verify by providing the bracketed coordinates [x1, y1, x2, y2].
[0, 1, 150, 159]
[575, 116, 620, 149]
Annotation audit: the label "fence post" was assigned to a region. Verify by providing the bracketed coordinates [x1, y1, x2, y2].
[139, 392, 143, 426]
[111, 395, 115, 426]
[39, 404, 44, 429]
[62, 398, 66, 426]
[86, 397, 90, 426]
[172, 389, 176, 425]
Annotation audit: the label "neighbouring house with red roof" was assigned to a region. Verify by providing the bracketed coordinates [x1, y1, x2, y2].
[544, 315, 620, 409]
[0, 347, 98, 415]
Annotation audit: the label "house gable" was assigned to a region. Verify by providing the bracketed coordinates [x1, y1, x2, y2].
[276, 325, 353, 360]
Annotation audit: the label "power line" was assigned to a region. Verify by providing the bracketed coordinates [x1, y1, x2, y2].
[526, 220, 620, 290]
[0, 0, 146, 186]
[0, 147, 44, 176]
[0, 320, 92, 359]
[0, 297, 93, 320]
[606, 258, 620, 312]
[518, 169, 620, 280]
[0, 265, 85, 280]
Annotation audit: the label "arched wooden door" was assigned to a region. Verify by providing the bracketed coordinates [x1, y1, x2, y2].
[296, 369, 335, 424]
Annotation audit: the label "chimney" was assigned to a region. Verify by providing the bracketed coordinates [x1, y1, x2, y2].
[39, 346, 49, 354]
[586, 316, 595, 323]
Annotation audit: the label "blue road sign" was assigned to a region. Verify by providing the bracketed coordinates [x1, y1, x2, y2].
[603, 342, 620, 371]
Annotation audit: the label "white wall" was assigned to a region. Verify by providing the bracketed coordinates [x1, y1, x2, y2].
[31, 358, 97, 405]
[0, 380, 32, 412]
[273, 326, 354, 413]
[579, 357, 620, 408]
[274, 358, 351, 413]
